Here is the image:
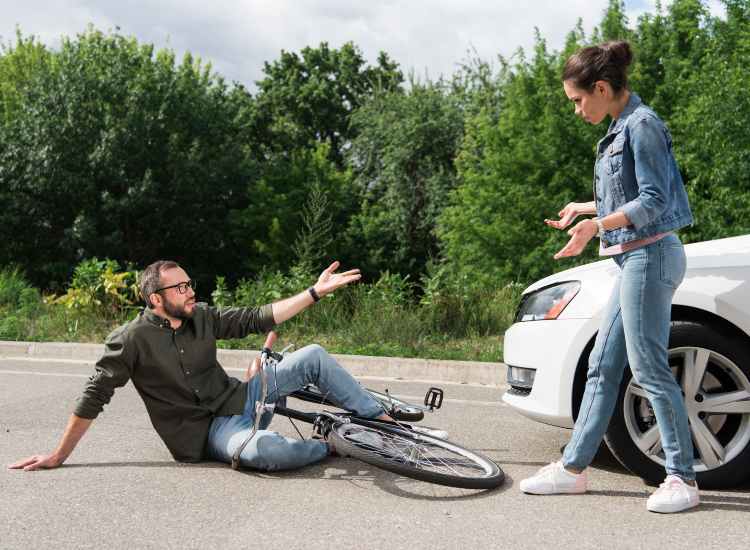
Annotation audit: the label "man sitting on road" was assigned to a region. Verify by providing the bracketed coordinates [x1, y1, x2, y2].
[9, 260, 410, 472]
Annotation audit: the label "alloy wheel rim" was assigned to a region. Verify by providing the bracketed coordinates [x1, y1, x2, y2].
[624, 346, 750, 473]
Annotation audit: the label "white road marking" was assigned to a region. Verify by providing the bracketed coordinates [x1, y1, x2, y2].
[0, 357, 505, 387]
[0, 356, 95, 365]
[0, 369, 89, 379]
[223, 367, 506, 390]
[374, 394, 507, 407]
[0, 367, 507, 407]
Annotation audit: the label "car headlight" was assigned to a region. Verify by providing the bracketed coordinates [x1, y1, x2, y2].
[515, 281, 581, 322]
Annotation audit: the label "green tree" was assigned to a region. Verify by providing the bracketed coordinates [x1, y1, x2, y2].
[669, 0, 750, 239]
[253, 42, 403, 167]
[345, 80, 465, 279]
[439, 33, 601, 285]
[629, 2, 669, 106]
[439, 0, 750, 286]
[0, 30, 51, 124]
[598, 0, 632, 42]
[0, 28, 256, 288]
[649, 0, 710, 119]
[229, 42, 403, 277]
[229, 143, 355, 275]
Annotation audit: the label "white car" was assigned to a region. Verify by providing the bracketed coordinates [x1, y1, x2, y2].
[503, 234, 750, 488]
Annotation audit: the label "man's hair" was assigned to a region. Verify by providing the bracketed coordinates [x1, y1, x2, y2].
[139, 260, 180, 308]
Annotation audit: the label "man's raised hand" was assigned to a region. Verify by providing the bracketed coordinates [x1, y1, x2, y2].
[314, 261, 361, 297]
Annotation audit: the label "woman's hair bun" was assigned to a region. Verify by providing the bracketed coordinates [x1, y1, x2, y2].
[601, 41, 633, 70]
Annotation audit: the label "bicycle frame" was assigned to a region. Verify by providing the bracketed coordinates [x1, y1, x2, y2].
[231, 342, 419, 469]
[227, 333, 504, 489]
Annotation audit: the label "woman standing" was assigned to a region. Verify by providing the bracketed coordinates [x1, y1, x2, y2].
[520, 41, 698, 513]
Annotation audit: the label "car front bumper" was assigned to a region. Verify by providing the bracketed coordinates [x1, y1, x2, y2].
[502, 318, 598, 428]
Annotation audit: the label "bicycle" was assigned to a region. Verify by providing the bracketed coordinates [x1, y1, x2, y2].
[231, 332, 505, 490]
[290, 384, 427, 422]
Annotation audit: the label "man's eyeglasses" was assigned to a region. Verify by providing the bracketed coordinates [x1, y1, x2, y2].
[155, 280, 196, 294]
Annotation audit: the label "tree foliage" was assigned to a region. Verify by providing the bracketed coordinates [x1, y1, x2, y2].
[1, 1, 749, 295]
[0, 28, 255, 288]
[252, 42, 403, 166]
[345, 80, 465, 279]
[439, 0, 750, 283]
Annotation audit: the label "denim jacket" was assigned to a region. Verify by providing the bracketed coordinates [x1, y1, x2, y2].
[594, 93, 693, 245]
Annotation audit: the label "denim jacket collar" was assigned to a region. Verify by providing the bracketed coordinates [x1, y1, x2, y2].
[606, 92, 642, 136]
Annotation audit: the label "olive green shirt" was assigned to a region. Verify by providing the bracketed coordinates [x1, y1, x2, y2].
[74, 303, 275, 462]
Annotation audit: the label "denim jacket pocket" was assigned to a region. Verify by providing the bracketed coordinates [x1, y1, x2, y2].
[606, 137, 625, 175]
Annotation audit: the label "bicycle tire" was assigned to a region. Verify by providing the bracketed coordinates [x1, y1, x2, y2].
[329, 420, 504, 489]
[292, 385, 425, 422]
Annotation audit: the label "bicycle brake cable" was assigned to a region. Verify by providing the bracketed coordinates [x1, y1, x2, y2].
[270, 352, 307, 440]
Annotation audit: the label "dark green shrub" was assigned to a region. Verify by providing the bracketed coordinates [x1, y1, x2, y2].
[0, 267, 32, 307]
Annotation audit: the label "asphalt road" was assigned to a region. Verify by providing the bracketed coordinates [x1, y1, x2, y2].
[1, 357, 748, 550]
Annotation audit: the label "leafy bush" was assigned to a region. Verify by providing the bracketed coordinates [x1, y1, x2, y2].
[419, 264, 524, 337]
[18, 287, 43, 315]
[212, 264, 521, 361]
[0, 266, 33, 307]
[0, 314, 23, 339]
[232, 266, 313, 306]
[53, 258, 139, 314]
[366, 271, 414, 307]
[211, 276, 234, 308]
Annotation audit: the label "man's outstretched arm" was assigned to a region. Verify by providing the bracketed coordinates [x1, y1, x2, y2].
[271, 261, 361, 324]
[10, 326, 133, 472]
[8, 414, 93, 471]
[211, 261, 361, 339]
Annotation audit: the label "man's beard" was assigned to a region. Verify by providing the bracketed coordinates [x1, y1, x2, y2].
[163, 297, 194, 320]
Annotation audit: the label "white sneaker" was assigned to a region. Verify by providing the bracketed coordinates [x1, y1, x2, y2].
[519, 461, 587, 495]
[411, 425, 449, 440]
[646, 475, 700, 513]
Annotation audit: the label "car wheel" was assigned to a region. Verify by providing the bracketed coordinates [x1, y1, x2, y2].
[605, 320, 750, 489]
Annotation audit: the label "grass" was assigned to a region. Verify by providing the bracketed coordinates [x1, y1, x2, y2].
[0, 266, 522, 362]
[214, 283, 520, 362]
[217, 330, 506, 362]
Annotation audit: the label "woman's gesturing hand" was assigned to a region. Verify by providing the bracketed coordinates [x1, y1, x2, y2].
[554, 219, 598, 259]
[545, 202, 585, 230]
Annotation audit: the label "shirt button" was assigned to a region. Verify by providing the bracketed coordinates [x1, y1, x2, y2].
[185, 370, 191, 375]
[180, 349, 184, 354]
[194, 388, 199, 394]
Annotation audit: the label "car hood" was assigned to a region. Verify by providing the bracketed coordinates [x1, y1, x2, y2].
[523, 233, 750, 295]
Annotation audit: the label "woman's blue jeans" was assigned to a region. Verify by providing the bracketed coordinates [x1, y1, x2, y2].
[562, 234, 695, 481]
[207, 344, 384, 471]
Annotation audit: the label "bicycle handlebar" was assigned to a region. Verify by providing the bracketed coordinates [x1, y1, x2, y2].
[233, 330, 278, 470]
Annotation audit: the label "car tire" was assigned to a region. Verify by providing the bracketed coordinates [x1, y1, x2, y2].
[604, 320, 750, 489]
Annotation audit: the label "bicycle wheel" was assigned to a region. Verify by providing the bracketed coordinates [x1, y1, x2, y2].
[329, 420, 504, 489]
[292, 385, 425, 422]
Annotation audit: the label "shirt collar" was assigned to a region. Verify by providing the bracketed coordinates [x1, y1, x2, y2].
[607, 92, 642, 135]
[142, 307, 174, 330]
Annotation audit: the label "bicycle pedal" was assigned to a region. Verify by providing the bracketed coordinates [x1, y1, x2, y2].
[424, 387, 444, 410]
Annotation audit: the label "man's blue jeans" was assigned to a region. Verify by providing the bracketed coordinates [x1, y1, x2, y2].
[207, 344, 384, 471]
[562, 234, 696, 481]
